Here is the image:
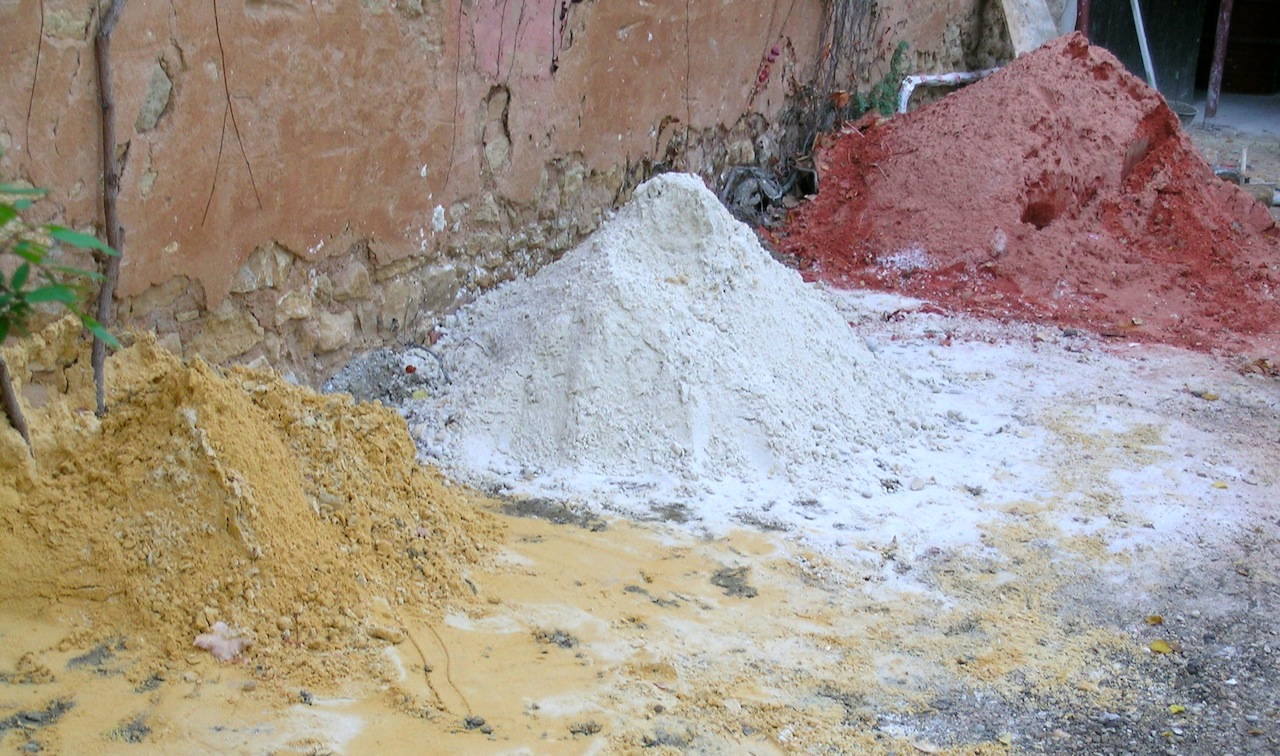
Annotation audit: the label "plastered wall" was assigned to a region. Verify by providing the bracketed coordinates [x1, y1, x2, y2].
[1, 0, 1009, 382]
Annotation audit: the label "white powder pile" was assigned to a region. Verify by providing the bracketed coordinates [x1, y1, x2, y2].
[406, 173, 925, 516]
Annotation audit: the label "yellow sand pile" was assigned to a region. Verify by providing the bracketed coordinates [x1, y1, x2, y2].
[0, 318, 502, 688]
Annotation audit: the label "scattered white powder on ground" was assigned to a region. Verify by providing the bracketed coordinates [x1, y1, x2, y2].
[393, 173, 1274, 572]
[406, 173, 926, 513]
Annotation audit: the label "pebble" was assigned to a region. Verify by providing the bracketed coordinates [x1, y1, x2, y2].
[369, 626, 405, 644]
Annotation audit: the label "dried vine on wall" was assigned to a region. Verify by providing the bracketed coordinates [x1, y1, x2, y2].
[443, 0, 464, 193]
[23, 0, 46, 180]
[202, 0, 263, 226]
[772, 0, 883, 170]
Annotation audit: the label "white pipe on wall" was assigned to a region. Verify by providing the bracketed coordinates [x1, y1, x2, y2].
[897, 69, 1000, 114]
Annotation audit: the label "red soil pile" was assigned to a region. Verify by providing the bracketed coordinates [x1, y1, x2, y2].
[779, 33, 1280, 357]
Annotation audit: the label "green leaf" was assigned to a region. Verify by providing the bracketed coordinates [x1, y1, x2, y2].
[25, 285, 78, 305]
[0, 204, 15, 226]
[0, 319, 9, 343]
[84, 319, 120, 349]
[47, 226, 117, 256]
[42, 263, 106, 281]
[11, 239, 47, 263]
[12, 263, 30, 290]
[13, 199, 34, 211]
[0, 184, 47, 196]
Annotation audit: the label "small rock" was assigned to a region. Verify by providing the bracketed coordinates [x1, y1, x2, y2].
[368, 626, 405, 644]
[274, 289, 314, 325]
[569, 720, 602, 736]
[465, 715, 486, 730]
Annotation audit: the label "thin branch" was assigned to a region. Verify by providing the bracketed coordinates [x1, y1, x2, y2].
[213, 0, 262, 209]
[426, 623, 471, 716]
[24, 0, 46, 181]
[503, 0, 527, 86]
[683, 0, 691, 170]
[92, 0, 126, 417]
[442, 0, 463, 194]
[0, 354, 32, 451]
[496, 0, 509, 79]
[202, 105, 231, 226]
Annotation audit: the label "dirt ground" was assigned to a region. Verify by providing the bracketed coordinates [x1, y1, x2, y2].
[3, 289, 1279, 754]
[1187, 121, 1280, 225]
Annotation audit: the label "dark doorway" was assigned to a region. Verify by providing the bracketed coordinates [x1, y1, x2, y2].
[1196, 0, 1280, 94]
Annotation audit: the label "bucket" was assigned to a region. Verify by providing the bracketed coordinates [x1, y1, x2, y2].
[1167, 100, 1197, 127]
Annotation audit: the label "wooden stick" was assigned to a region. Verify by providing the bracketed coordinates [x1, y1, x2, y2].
[0, 354, 31, 450]
[92, 0, 126, 417]
[1206, 0, 1234, 119]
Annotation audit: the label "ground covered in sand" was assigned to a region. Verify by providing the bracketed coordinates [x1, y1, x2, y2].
[2, 302, 1278, 755]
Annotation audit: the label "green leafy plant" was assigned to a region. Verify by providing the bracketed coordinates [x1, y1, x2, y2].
[854, 40, 910, 118]
[1, 176, 119, 448]
[1, 186, 117, 346]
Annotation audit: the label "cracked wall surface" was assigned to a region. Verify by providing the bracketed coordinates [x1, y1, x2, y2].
[1, 0, 1002, 382]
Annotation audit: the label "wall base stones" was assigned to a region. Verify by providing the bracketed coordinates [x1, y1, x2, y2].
[118, 114, 791, 384]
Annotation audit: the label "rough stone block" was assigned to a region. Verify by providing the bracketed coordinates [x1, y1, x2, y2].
[473, 193, 504, 226]
[484, 136, 511, 174]
[332, 261, 371, 301]
[562, 164, 586, 198]
[316, 310, 356, 353]
[231, 244, 293, 294]
[187, 300, 264, 364]
[135, 64, 173, 133]
[274, 289, 314, 327]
